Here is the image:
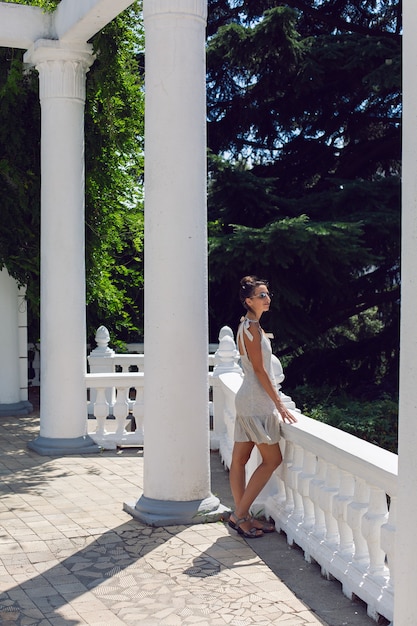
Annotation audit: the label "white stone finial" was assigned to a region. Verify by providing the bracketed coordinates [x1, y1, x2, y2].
[271, 354, 285, 385]
[96, 325, 110, 347]
[218, 325, 234, 341]
[271, 353, 297, 408]
[90, 325, 115, 357]
[213, 327, 241, 375]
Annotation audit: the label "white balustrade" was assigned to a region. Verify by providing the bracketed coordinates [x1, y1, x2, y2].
[213, 326, 397, 624]
[86, 325, 220, 451]
[86, 372, 144, 449]
[83, 323, 397, 623]
[88, 326, 145, 377]
[87, 325, 146, 418]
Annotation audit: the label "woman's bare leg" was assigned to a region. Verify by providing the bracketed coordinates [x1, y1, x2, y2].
[230, 441, 254, 512]
[235, 443, 282, 525]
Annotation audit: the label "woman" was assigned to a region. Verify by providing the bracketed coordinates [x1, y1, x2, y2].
[228, 275, 297, 538]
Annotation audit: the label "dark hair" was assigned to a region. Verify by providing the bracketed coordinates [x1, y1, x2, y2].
[239, 275, 269, 311]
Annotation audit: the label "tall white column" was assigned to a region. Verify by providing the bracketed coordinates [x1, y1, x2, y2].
[394, 1, 417, 623]
[23, 40, 99, 454]
[124, 0, 226, 525]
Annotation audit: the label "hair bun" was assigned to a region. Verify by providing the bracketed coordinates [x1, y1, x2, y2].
[240, 275, 256, 289]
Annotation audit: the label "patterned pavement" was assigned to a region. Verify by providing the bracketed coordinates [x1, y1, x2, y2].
[0, 401, 375, 626]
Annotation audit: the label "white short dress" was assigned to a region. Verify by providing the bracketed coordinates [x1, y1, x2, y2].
[234, 318, 281, 445]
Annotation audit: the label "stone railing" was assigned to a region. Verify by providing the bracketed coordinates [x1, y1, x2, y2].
[86, 372, 144, 449]
[86, 327, 144, 449]
[85, 326, 218, 449]
[85, 324, 396, 623]
[212, 329, 396, 625]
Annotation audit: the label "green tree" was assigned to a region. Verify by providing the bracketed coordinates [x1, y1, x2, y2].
[207, 0, 401, 396]
[0, 45, 41, 312]
[84, 6, 145, 345]
[0, 0, 145, 346]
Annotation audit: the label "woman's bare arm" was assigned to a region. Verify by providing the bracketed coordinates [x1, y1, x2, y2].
[243, 325, 297, 423]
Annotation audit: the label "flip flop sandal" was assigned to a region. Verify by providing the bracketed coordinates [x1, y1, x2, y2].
[228, 514, 263, 539]
[227, 513, 238, 530]
[250, 517, 275, 533]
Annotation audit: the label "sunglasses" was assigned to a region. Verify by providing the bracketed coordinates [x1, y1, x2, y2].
[250, 292, 273, 299]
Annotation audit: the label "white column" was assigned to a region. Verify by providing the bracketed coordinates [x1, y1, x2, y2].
[0, 268, 32, 415]
[23, 40, 99, 455]
[124, 0, 226, 525]
[394, 1, 417, 622]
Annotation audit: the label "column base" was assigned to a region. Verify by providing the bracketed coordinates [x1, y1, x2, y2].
[124, 493, 231, 527]
[27, 434, 101, 456]
[0, 401, 33, 416]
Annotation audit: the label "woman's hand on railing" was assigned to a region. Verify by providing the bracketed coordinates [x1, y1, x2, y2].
[278, 403, 298, 424]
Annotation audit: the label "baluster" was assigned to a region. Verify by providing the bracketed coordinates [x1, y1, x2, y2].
[380, 495, 396, 589]
[309, 457, 327, 539]
[347, 478, 370, 566]
[333, 470, 355, 555]
[319, 463, 340, 546]
[224, 391, 236, 441]
[132, 384, 144, 435]
[93, 387, 109, 436]
[362, 486, 389, 576]
[113, 386, 130, 436]
[277, 439, 295, 542]
[298, 450, 317, 530]
[269, 440, 287, 512]
[287, 443, 304, 521]
[280, 440, 295, 514]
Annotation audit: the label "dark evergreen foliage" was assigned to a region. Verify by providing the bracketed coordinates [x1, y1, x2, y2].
[207, 0, 401, 395]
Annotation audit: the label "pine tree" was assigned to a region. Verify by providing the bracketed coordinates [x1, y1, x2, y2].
[207, 0, 401, 394]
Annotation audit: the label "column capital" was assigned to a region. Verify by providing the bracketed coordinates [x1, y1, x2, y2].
[24, 39, 95, 100]
[143, 0, 207, 21]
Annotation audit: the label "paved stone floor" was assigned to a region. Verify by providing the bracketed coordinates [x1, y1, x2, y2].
[0, 400, 378, 626]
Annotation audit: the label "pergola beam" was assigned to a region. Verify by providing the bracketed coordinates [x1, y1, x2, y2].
[0, 0, 134, 50]
[54, 0, 135, 43]
[0, 3, 51, 49]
